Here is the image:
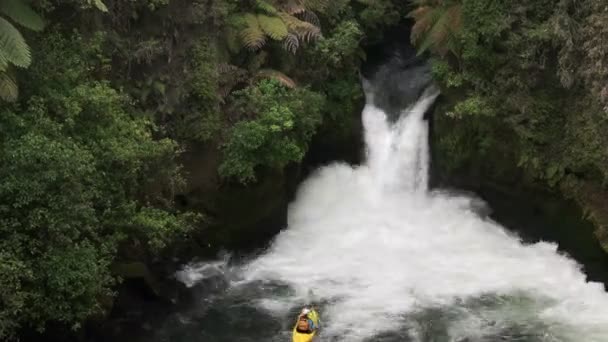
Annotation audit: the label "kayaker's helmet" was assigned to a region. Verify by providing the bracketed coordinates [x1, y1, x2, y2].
[301, 308, 311, 315]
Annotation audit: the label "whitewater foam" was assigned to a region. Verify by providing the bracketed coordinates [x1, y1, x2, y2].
[178, 87, 608, 341]
[237, 89, 608, 341]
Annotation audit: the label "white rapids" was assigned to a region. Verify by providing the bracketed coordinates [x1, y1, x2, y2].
[181, 87, 608, 341]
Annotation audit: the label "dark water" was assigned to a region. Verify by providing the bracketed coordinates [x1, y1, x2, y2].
[108, 270, 568, 342]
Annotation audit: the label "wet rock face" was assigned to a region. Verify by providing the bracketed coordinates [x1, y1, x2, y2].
[361, 25, 432, 122]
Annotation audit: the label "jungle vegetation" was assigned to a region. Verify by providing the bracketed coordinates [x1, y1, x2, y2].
[0, 0, 405, 339]
[409, 0, 608, 250]
[2, 0, 608, 339]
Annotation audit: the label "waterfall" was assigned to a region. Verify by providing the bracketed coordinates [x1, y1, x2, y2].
[174, 73, 608, 342]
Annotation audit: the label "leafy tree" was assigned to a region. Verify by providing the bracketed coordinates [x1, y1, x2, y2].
[422, 0, 608, 249]
[219, 79, 324, 182]
[0, 0, 425, 339]
[0, 31, 195, 340]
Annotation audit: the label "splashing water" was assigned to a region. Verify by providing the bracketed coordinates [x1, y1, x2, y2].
[174, 85, 608, 342]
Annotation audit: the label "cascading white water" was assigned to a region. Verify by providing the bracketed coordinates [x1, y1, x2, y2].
[363, 87, 436, 193]
[172, 75, 608, 341]
[227, 86, 608, 341]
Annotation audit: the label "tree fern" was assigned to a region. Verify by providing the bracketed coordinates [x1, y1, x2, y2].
[410, 5, 434, 40]
[280, 0, 306, 15]
[409, 0, 463, 57]
[0, 17, 31, 68]
[239, 13, 267, 50]
[229, 0, 323, 53]
[258, 14, 288, 40]
[302, 0, 330, 12]
[0, 71, 18, 101]
[279, 0, 329, 14]
[297, 10, 321, 27]
[283, 33, 299, 53]
[280, 13, 321, 42]
[0, 0, 44, 31]
[255, 0, 278, 15]
[0, 51, 8, 72]
[91, 0, 108, 12]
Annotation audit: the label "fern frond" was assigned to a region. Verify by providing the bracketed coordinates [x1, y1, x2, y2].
[446, 4, 462, 35]
[255, 0, 278, 14]
[295, 23, 321, 42]
[283, 33, 299, 53]
[279, 13, 321, 42]
[256, 69, 296, 88]
[410, 1, 462, 57]
[0, 52, 8, 72]
[240, 14, 266, 50]
[91, 0, 108, 12]
[218, 63, 248, 99]
[296, 10, 320, 27]
[303, 0, 330, 12]
[429, 8, 452, 47]
[409, 5, 432, 22]
[258, 14, 288, 40]
[0, 0, 44, 31]
[0, 71, 18, 102]
[0, 17, 31, 68]
[435, 4, 462, 56]
[409, 6, 434, 42]
[281, 0, 306, 15]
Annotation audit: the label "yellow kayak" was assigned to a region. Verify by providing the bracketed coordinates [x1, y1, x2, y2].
[292, 309, 320, 342]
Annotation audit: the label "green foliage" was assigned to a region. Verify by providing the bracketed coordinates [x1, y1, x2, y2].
[230, 0, 322, 52]
[0, 0, 418, 339]
[258, 14, 288, 40]
[0, 31, 195, 339]
[409, 0, 463, 57]
[91, 0, 108, 12]
[177, 39, 222, 142]
[0, 0, 45, 101]
[426, 0, 608, 240]
[0, 16, 32, 68]
[0, 0, 45, 31]
[356, 0, 401, 33]
[0, 71, 18, 101]
[314, 20, 363, 67]
[449, 95, 496, 118]
[237, 13, 268, 49]
[256, 69, 296, 88]
[219, 80, 324, 182]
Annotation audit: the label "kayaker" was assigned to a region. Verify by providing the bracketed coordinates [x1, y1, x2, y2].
[296, 308, 316, 333]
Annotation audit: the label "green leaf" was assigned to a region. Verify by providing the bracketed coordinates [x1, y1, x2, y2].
[0, 17, 31, 68]
[0, 52, 8, 71]
[240, 14, 266, 50]
[92, 0, 108, 12]
[0, 71, 18, 101]
[255, 0, 278, 14]
[257, 14, 288, 40]
[304, 0, 330, 12]
[0, 0, 45, 31]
